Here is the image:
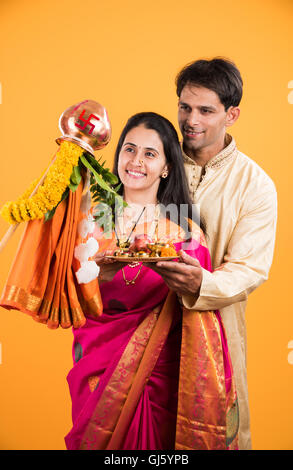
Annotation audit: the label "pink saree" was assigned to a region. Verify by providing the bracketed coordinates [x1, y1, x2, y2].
[65, 220, 239, 450]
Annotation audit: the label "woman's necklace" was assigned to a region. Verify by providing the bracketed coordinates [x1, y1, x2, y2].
[122, 264, 143, 285]
[115, 205, 145, 286]
[118, 203, 160, 286]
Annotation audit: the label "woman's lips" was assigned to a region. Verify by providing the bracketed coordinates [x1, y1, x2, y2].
[126, 169, 146, 178]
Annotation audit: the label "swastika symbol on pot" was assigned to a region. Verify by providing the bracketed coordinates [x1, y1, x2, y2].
[75, 109, 100, 135]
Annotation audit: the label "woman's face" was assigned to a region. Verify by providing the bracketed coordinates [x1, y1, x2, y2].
[118, 125, 168, 202]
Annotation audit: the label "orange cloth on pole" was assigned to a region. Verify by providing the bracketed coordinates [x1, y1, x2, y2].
[0, 181, 103, 329]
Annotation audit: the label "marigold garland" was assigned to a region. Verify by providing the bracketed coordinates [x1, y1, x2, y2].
[1, 141, 84, 225]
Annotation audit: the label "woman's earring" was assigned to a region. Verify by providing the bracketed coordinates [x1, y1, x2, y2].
[161, 171, 168, 179]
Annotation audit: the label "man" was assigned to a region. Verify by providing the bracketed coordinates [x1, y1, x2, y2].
[154, 58, 278, 450]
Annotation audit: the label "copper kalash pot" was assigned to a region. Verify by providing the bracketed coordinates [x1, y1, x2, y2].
[56, 99, 111, 155]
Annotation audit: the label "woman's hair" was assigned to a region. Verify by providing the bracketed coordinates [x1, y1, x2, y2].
[176, 57, 243, 111]
[112, 112, 206, 236]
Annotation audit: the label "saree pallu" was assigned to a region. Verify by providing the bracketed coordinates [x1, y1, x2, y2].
[65, 226, 239, 450]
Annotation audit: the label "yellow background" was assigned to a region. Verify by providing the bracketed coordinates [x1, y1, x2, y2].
[0, 0, 292, 450]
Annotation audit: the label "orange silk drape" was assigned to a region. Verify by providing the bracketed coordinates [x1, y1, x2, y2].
[0, 181, 103, 329]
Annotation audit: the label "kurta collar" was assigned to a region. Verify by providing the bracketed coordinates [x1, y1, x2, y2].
[182, 134, 237, 169]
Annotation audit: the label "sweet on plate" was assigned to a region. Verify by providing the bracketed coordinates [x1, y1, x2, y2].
[113, 234, 177, 258]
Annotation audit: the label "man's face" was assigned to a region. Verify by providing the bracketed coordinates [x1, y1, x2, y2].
[178, 84, 230, 156]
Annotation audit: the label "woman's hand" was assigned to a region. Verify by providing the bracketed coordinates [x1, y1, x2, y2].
[93, 251, 125, 283]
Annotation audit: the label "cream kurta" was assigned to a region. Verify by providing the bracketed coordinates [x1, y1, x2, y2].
[181, 135, 277, 450]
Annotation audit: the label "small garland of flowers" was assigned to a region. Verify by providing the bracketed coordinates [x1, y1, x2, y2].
[1, 141, 83, 224]
[0, 140, 124, 227]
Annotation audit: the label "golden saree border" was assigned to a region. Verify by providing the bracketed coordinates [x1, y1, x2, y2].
[1, 284, 43, 314]
[175, 308, 237, 450]
[2, 283, 89, 330]
[79, 308, 159, 450]
[38, 298, 52, 318]
[107, 291, 177, 450]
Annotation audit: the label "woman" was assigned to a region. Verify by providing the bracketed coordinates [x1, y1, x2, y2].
[65, 112, 239, 450]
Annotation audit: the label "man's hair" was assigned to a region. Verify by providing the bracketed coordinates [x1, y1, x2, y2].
[175, 57, 243, 110]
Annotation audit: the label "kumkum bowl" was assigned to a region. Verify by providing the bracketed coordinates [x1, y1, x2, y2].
[56, 99, 111, 155]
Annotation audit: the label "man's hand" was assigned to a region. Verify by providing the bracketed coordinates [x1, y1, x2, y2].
[93, 251, 125, 283]
[144, 250, 203, 297]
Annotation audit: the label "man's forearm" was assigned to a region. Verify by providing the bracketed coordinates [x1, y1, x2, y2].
[182, 266, 266, 310]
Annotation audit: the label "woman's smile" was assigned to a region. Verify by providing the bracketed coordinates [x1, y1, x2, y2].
[125, 168, 147, 178]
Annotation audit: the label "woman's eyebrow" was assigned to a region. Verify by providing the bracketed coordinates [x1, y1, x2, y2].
[123, 142, 159, 153]
[123, 142, 137, 147]
[145, 147, 159, 153]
